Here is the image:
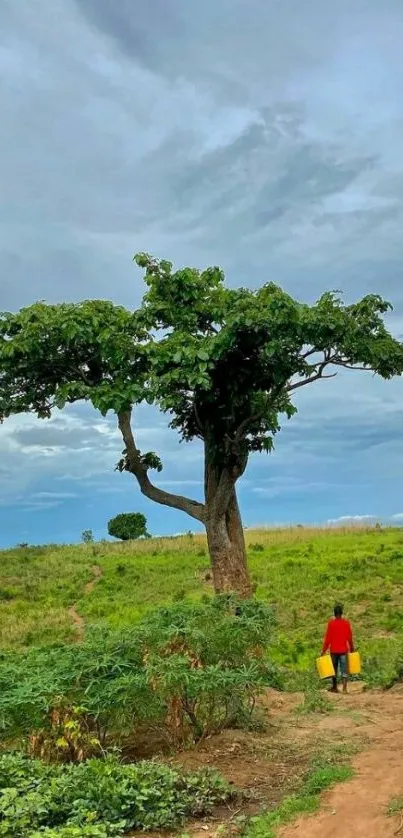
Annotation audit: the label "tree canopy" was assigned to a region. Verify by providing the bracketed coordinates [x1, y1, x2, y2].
[1, 254, 402, 593]
[108, 512, 149, 541]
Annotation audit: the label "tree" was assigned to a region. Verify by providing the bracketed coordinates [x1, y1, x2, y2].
[1, 256, 403, 597]
[108, 512, 149, 541]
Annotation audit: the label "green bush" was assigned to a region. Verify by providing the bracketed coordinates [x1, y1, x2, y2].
[107, 513, 149, 541]
[362, 637, 403, 688]
[0, 752, 232, 836]
[0, 598, 278, 751]
[138, 597, 277, 739]
[0, 631, 160, 751]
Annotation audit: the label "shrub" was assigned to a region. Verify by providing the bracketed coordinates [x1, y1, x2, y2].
[0, 752, 233, 835]
[363, 637, 403, 688]
[0, 598, 278, 751]
[0, 630, 158, 752]
[138, 597, 277, 741]
[28, 701, 102, 763]
[107, 513, 149, 541]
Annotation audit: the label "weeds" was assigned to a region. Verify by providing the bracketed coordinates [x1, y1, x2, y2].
[387, 795, 403, 816]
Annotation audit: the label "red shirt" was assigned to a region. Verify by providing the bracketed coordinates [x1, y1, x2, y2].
[322, 617, 353, 655]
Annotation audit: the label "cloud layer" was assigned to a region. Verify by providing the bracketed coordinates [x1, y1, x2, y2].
[0, 0, 402, 544]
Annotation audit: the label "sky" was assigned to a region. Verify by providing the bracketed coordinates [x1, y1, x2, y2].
[1, 0, 403, 546]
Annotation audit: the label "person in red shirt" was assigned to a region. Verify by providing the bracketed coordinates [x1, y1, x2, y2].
[322, 604, 354, 694]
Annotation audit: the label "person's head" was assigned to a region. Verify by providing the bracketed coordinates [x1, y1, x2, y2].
[334, 604, 343, 618]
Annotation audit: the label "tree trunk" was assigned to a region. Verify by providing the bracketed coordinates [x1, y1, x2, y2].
[206, 487, 252, 598]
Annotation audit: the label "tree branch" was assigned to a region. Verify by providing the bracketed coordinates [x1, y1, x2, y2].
[288, 351, 372, 393]
[288, 351, 336, 392]
[117, 409, 206, 523]
[288, 370, 337, 392]
[233, 413, 263, 443]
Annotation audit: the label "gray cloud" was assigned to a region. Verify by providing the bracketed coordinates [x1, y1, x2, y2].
[1, 0, 403, 536]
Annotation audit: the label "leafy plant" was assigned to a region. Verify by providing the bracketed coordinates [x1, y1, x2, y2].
[107, 513, 149, 542]
[0, 598, 278, 751]
[28, 701, 102, 763]
[28, 826, 119, 837]
[0, 752, 233, 835]
[81, 530, 94, 544]
[1, 257, 402, 595]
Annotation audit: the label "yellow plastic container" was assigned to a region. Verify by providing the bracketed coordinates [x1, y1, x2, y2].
[316, 654, 335, 679]
[348, 651, 361, 676]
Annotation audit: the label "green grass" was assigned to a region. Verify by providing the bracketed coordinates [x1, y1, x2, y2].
[1, 527, 403, 686]
[387, 795, 403, 816]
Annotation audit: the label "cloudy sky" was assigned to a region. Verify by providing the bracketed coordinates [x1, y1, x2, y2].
[1, 0, 403, 546]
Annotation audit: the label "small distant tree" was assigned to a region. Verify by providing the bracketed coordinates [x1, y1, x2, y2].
[81, 529, 94, 544]
[108, 512, 150, 541]
[1, 254, 403, 596]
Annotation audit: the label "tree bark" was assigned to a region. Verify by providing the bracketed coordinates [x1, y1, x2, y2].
[206, 489, 252, 597]
[117, 410, 252, 597]
[204, 450, 252, 598]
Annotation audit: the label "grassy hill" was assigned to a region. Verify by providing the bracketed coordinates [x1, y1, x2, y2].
[1, 525, 402, 687]
[1, 525, 403, 836]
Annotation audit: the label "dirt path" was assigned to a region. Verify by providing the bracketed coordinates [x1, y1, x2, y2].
[68, 564, 102, 641]
[84, 563, 102, 594]
[279, 686, 403, 838]
[133, 686, 403, 838]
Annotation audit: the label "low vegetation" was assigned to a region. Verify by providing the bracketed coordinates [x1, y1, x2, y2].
[0, 598, 277, 755]
[0, 752, 232, 836]
[1, 526, 403, 688]
[0, 525, 402, 836]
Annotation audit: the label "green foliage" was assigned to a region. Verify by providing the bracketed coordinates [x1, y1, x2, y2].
[133, 254, 403, 460]
[361, 636, 403, 689]
[28, 827, 117, 837]
[387, 795, 403, 816]
[81, 531, 94, 544]
[2, 528, 403, 694]
[107, 513, 149, 542]
[0, 752, 232, 836]
[1, 256, 402, 545]
[0, 599, 277, 750]
[139, 597, 277, 739]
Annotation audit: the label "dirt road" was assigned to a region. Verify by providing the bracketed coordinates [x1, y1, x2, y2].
[279, 686, 403, 838]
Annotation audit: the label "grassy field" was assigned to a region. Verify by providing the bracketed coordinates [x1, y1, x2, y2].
[1, 525, 403, 686]
[1, 525, 403, 836]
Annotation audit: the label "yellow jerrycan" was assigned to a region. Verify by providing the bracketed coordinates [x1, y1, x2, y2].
[316, 654, 335, 679]
[348, 651, 361, 676]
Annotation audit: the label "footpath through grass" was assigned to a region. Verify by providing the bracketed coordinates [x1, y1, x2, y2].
[1, 526, 403, 686]
[243, 756, 354, 837]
